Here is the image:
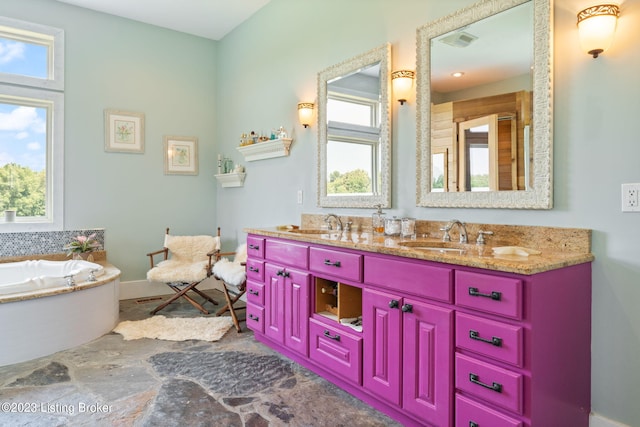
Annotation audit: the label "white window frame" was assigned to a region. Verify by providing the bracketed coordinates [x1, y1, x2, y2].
[0, 17, 64, 232]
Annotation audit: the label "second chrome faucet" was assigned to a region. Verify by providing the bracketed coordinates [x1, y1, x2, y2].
[441, 219, 468, 243]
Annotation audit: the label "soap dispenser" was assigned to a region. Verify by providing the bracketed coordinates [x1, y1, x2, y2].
[372, 204, 386, 235]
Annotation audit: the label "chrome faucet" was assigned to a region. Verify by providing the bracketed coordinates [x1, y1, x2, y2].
[441, 219, 468, 243]
[323, 213, 343, 231]
[64, 274, 76, 287]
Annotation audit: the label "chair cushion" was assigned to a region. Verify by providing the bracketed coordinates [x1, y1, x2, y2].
[164, 234, 220, 263]
[212, 258, 246, 287]
[147, 259, 210, 283]
[234, 243, 247, 264]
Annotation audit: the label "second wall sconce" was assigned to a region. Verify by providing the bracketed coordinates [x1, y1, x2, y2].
[577, 4, 620, 58]
[391, 70, 415, 105]
[297, 102, 314, 128]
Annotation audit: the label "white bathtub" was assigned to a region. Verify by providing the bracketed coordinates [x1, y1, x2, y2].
[0, 259, 120, 367]
[0, 259, 105, 295]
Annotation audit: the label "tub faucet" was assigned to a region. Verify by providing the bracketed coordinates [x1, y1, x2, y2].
[441, 219, 468, 243]
[64, 274, 76, 287]
[324, 213, 343, 231]
[88, 269, 99, 282]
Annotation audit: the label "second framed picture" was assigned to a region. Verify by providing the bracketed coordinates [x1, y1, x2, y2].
[164, 135, 198, 175]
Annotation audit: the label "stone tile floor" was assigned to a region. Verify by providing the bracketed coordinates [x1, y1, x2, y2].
[0, 290, 401, 426]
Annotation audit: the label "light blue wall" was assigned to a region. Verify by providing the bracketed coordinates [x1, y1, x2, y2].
[2, 0, 639, 424]
[215, 0, 640, 425]
[3, 0, 219, 281]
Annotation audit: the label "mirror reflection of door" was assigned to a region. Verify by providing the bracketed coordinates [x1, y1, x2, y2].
[458, 114, 498, 191]
[431, 148, 448, 192]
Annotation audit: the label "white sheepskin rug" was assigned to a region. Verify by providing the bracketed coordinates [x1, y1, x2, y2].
[113, 315, 233, 342]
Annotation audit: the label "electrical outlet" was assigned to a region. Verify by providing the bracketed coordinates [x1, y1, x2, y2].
[622, 183, 640, 212]
[297, 190, 303, 204]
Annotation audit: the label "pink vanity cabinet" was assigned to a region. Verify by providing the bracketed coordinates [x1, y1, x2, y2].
[363, 255, 454, 426]
[246, 234, 592, 427]
[262, 238, 310, 357]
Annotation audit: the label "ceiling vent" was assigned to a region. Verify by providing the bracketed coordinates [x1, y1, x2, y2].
[439, 31, 478, 48]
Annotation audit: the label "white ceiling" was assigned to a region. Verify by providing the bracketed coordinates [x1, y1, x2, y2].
[54, 0, 271, 40]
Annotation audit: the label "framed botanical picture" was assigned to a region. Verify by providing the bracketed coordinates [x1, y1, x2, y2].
[164, 135, 198, 175]
[104, 109, 145, 153]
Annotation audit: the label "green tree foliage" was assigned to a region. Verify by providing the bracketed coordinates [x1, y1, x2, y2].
[470, 174, 489, 189]
[328, 169, 372, 194]
[432, 174, 444, 189]
[0, 163, 45, 217]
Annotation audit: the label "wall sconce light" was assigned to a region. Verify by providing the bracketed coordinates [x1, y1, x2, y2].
[391, 70, 415, 105]
[577, 4, 620, 58]
[297, 102, 314, 128]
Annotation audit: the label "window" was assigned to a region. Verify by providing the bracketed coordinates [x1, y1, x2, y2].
[0, 17, 64, 231]
[326, 93, 381, 196]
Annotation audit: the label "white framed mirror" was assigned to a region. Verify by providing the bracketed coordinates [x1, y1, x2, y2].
[317, 43, 391, 208]
[416, 0, 553, 209]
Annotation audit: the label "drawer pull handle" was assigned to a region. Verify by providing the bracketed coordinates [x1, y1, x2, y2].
[248, 244, 260, 250]
[469, 423, 479, 427]
[249, 314, 259, 322]
[388, 300, 399, 309]
[323, 259, 341, 267]
[276, 270, 290, 278]
[248, 266, 260, 273]
[248, 289, 259, 296]
[468, 287, 502, 301]
[401, 304, 413, 313]
[323, 330, 341, 341]
[469, 330, 502, 347]
[469, 373, 502, 393]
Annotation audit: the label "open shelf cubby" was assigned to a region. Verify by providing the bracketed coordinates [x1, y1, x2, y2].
[314, 278, 362, 331]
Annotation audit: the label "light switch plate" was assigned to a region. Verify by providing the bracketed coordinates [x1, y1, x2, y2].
[622, 183, 640, 212]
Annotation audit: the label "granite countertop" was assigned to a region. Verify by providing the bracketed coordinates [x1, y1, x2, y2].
[245, 225, 594, 275]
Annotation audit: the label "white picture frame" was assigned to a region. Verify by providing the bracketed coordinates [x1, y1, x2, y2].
[104, 109, 145, 153]
[164, 135, 198, 175]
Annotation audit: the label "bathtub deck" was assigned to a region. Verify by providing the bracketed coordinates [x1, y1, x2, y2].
[0, 259, 120, 367]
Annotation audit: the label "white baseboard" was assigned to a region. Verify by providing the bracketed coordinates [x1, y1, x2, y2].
[119, 277, 222, 301]
[591, 413, 630, 427]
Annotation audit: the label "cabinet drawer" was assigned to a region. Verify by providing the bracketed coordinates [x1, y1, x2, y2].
[456, 394, 523, 427]
[455, 271, 523, 320]
[247, 236, 265, 259]
[265, 239, 309, 269]
[246, 280, 265, 306]
[455, 353, 523, 414]
[246, 259, 264, 282]
[364, 255, 453, 303]
[310, 247, 362, 283]
[456, 312, 524, 367]
[246, 303, 264, 334]
[309, 318, 362, 385]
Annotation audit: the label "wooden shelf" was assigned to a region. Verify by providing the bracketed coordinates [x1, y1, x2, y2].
[215, 172, 246, 188]
[237, 138, 293, 161]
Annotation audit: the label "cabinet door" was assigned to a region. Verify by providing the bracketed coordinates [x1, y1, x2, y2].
[265, 263, 285, 343]
[363, 288, 402, 405]
[402, 298, 453, 426]
[284, 267, 310, 356]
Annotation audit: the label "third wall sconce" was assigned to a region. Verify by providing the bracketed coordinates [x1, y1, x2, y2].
[577, 4, 620, 58]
